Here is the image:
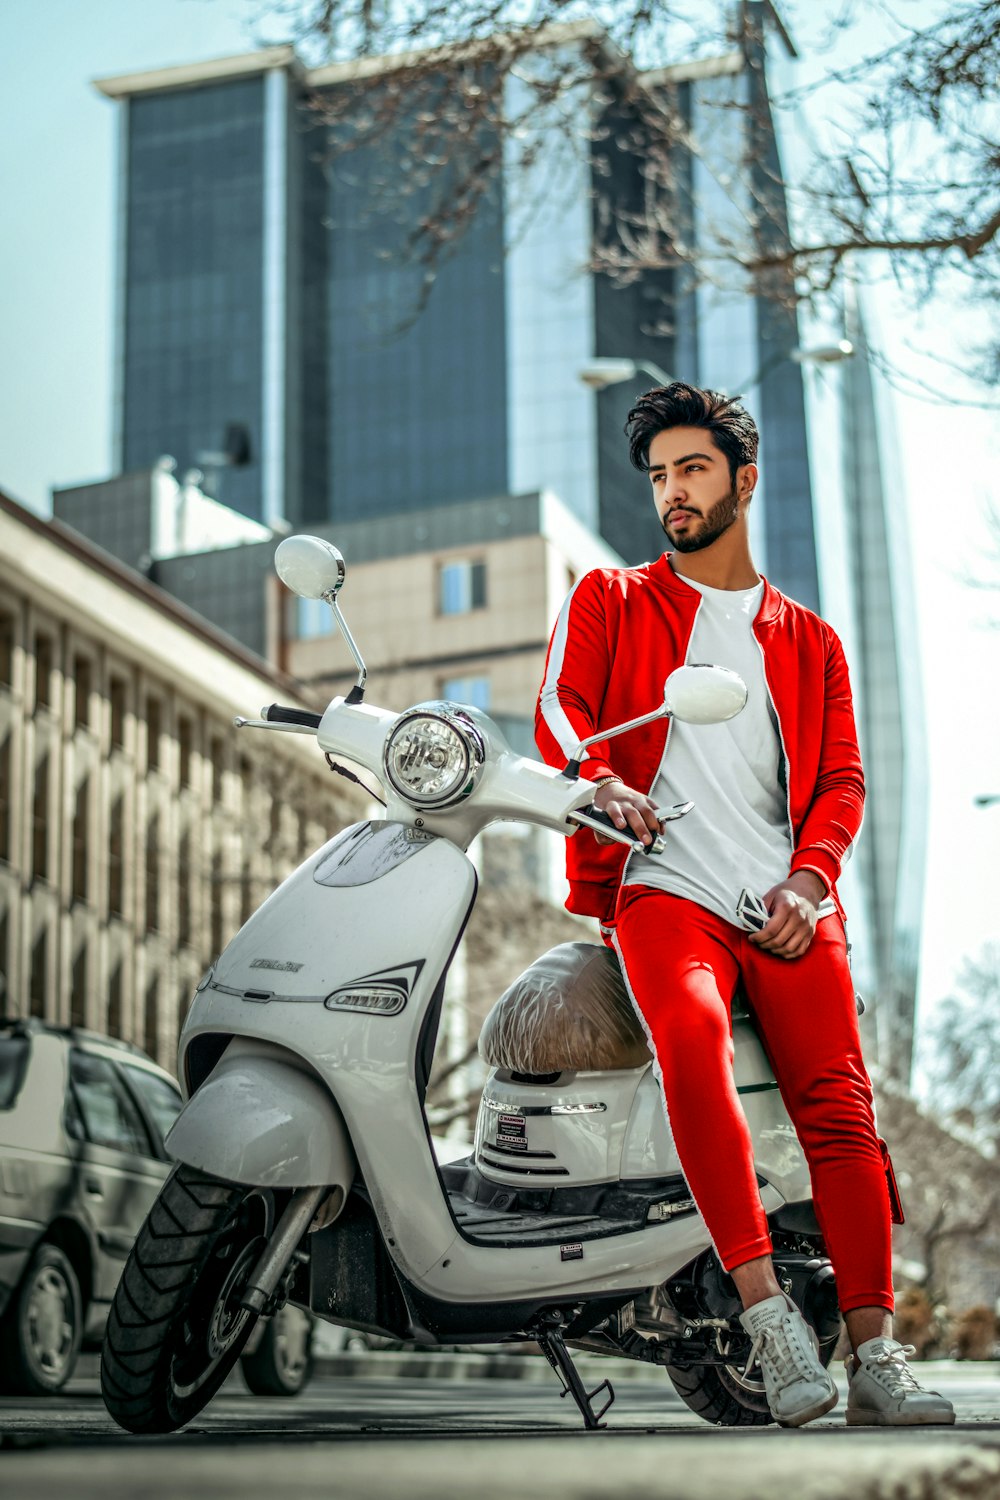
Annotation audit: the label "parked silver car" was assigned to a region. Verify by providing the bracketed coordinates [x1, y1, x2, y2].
[0, 1017, 313, 1396]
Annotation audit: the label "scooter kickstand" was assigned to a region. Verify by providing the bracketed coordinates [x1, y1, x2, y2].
[535, 1328, 615, 1430]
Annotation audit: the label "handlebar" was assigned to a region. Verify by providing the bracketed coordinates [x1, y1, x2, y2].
[261, 704, 323, 730]
[569, 804, 665, 856]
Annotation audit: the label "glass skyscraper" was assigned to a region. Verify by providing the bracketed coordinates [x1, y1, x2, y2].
[94, 6, 925, 1079]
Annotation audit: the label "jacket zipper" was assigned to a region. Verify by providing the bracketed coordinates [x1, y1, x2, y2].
[752, 624, 794, 847]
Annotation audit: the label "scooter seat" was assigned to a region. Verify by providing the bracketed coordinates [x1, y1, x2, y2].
[478, 942, 653, 1073]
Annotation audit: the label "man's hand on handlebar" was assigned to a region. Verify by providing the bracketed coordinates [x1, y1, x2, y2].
[592, 780, 663, 847]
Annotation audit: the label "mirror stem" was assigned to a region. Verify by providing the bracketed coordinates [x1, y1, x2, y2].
[560, 705, 670, 780]
[328, 594, 368, 701]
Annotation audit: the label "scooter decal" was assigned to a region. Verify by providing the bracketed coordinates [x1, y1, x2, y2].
[560, 1243, 584, 1261]
[222, 958, 425, 1011]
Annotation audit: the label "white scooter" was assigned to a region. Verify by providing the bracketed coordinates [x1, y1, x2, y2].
[100, 537, 841, 1436]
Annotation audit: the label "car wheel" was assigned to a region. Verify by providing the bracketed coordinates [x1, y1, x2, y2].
[0, 1243, 83, 1395]
[240, 1304, 314, 1397]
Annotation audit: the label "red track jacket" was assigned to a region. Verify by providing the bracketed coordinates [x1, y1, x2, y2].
[535, 553, 865, 924]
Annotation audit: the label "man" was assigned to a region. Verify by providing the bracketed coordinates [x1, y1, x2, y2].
[535, 382, 953, 1429]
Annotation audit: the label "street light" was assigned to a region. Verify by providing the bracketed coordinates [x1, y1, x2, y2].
[728, 341, 855, 394]
[578, 357, 672, 391]
[578, 343, 854, 396]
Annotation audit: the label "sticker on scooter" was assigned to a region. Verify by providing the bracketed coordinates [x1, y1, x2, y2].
[560, 1243, 584, 1261]
[496, 1112, 527, 1150]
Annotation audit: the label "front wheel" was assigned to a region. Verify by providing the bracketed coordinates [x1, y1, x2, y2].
[101, 1165, 273, 1433]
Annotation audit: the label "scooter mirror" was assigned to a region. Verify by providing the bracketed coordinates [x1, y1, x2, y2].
[275, 535, 346, 600]
[663, 664, 747, 724]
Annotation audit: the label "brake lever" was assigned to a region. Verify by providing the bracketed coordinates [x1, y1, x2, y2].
[654, 801, 694, 822]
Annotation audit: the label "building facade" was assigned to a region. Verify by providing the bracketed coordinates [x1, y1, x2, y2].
[0, 490, 364, 1066]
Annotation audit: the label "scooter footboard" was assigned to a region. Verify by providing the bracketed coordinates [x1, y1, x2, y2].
[166, 1039, 356, 1190]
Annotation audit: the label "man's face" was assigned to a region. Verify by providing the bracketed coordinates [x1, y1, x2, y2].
[647, 426, 750, 553]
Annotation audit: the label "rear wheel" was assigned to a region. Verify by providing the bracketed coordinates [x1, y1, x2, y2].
[665, 1321, 836, 1427]
[101, 1165, 273, 1433]
[0, 1243, 83, 1395]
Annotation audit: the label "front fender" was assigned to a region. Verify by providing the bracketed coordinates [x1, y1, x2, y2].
[166, 1041, 355, 1190]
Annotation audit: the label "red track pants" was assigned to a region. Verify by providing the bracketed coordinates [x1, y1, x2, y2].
[611, 886, 893, 1314]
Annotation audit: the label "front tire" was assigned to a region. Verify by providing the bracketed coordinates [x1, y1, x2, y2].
[0, 1243, 83, 1395]
[101, 1165, 272, 1433]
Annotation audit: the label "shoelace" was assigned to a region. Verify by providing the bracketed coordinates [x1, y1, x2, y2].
[867, 1344, 922, 1395]
[744, 1321, 817, 1383]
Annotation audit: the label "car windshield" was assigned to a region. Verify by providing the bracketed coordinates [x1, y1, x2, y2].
[0, 1035, 30, 1109]
[121, 1064, 183, 1146]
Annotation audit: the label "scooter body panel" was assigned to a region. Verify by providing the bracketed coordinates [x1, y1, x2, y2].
[474, 1007, 812, 1204]
[166, 1039, 356, 1189]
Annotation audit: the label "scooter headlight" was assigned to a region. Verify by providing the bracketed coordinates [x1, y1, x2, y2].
[382, 703, 485, 809]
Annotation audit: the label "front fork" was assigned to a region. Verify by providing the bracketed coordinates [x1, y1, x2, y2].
[240, 1186, 327, 1316]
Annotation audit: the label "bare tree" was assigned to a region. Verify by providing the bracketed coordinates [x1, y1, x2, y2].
[875, 1072, 1000, 1308]
[921, 943, 1000, 1151]
[254, 0, 999, 377]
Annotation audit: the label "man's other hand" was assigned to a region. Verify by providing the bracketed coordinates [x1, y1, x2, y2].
[750, 871, 826, 959]
[592, 781, 663, 846]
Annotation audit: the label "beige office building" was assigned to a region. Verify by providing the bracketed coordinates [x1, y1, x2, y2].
[0, 490, 364, 1066]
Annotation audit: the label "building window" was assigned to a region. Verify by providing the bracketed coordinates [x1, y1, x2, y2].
[0, 614, 13, 688]
[70, 947, 87, 1028]
[441, 675, 490, 711]
[29, 927, 47, 1017]
[144, 977, 159, 1064]
[110, 676, 127, 749]
[145, 814, 160, 934]
[292, 596, 331, 640]
[146, 697, 161, 771]
[240, 861, 254, 928]
[33, 635, 53, 711]
[0, 909, 8, 996]
[439, 560, 486, 616]
[107, 965, 122, 1038]
[108, 796, 124, 918]
[32, 753, 49, 883]
[210, 850, 224, 956]
[178, 715, 193, 788]
[0, 735, 10, 864]
[210, 736, 226, 804]
[72, 777, 89, 904]
[74, 656, 92, 730]
[178, 828, 192, 950]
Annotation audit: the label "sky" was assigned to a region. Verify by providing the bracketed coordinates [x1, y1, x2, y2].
[0, 0, 997, 1060]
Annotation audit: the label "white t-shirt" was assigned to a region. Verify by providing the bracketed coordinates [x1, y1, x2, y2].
[624, 572, 835, 925]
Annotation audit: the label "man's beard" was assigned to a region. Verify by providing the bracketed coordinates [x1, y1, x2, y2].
[662, 485, 740, 553]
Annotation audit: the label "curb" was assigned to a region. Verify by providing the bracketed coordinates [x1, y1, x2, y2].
[313, 1348, 1000, 1383]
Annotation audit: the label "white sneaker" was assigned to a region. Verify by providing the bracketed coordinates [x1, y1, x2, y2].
[738, 1294, 839, 1427]
[846, 1338, 956, 1426]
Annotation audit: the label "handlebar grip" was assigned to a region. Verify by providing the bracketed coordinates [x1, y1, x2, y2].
[261, 704, 323, 729]
[582, 803, 617, 834]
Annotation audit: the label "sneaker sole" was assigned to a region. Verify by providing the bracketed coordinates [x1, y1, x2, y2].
[776, 1384, 839, 1429]
[846, 1408, 956, 1427]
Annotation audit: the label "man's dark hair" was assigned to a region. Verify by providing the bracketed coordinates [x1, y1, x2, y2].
[625, 382, 759, 484]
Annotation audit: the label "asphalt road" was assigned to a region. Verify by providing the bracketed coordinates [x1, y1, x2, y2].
[2, 1359, 999, 1499]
